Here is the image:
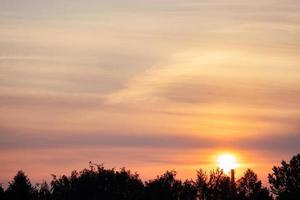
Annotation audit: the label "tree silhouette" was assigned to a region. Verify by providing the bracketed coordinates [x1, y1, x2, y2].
[237, 169, 272, 200]
[144, 170, 182, 200]
[51, 164, 144, 200]
[37, 182, 51, 200]
[3, 154, 300, 200]
[195, 169, 236, 200]
[5, 171, 37, 200]
[180, 180, 197, 200]
[0, 185, 4, 200]
[268, 154, 300, 200]
[195, 169, 208, 200]
[206, 169, 234, 200]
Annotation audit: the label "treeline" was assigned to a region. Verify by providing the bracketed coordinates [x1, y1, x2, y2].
[1, 154, 299, 200]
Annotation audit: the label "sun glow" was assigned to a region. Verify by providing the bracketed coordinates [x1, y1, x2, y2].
[217, 154, 238, 173]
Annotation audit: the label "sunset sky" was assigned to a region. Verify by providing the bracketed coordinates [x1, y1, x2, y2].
[0, 0, 300, 185]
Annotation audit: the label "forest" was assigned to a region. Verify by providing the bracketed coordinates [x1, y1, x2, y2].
[1, 154, 299, 200]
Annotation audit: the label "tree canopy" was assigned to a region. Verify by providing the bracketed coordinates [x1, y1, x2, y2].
[269, 154, 300, 200]
[237, 169, 272, 200]
[4, 171, 37, 200]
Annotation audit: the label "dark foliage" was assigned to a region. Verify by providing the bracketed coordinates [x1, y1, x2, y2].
[51, 164, 144, 200]
[4, 171, 37, 200]
[144, 170, 182, 200]
[269, 154, 300, 200]
[37, 182, 51, 200]
[237, 169, 272, 200]
[195, 169, 236, 200]
[180, 180, 197, 200]
[2, 153, 300, 200]
[0, 185, 4, 200]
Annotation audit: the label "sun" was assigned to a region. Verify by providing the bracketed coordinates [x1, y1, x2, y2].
[217, 154, 238, 173]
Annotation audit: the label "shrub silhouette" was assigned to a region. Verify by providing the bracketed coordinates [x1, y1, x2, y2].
[268, 154, 300, 200]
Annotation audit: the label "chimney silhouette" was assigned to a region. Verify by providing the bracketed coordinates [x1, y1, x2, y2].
[230, 169, 236, 196]
[230, 169, 235, 183]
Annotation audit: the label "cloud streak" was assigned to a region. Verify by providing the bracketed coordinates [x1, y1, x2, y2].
[1, 127, 299, 154]
[0, 0, 300, 184]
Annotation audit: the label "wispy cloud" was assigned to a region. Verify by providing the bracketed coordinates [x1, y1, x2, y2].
[1, 126, 299, 153]
[0, 0, 300, 184]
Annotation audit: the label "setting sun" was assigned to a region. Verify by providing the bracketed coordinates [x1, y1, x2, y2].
[217, 154, 238, 173]
[0, 1, 299, 199]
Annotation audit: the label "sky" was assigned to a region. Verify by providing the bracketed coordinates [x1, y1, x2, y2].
[0, 0, 300, 186]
